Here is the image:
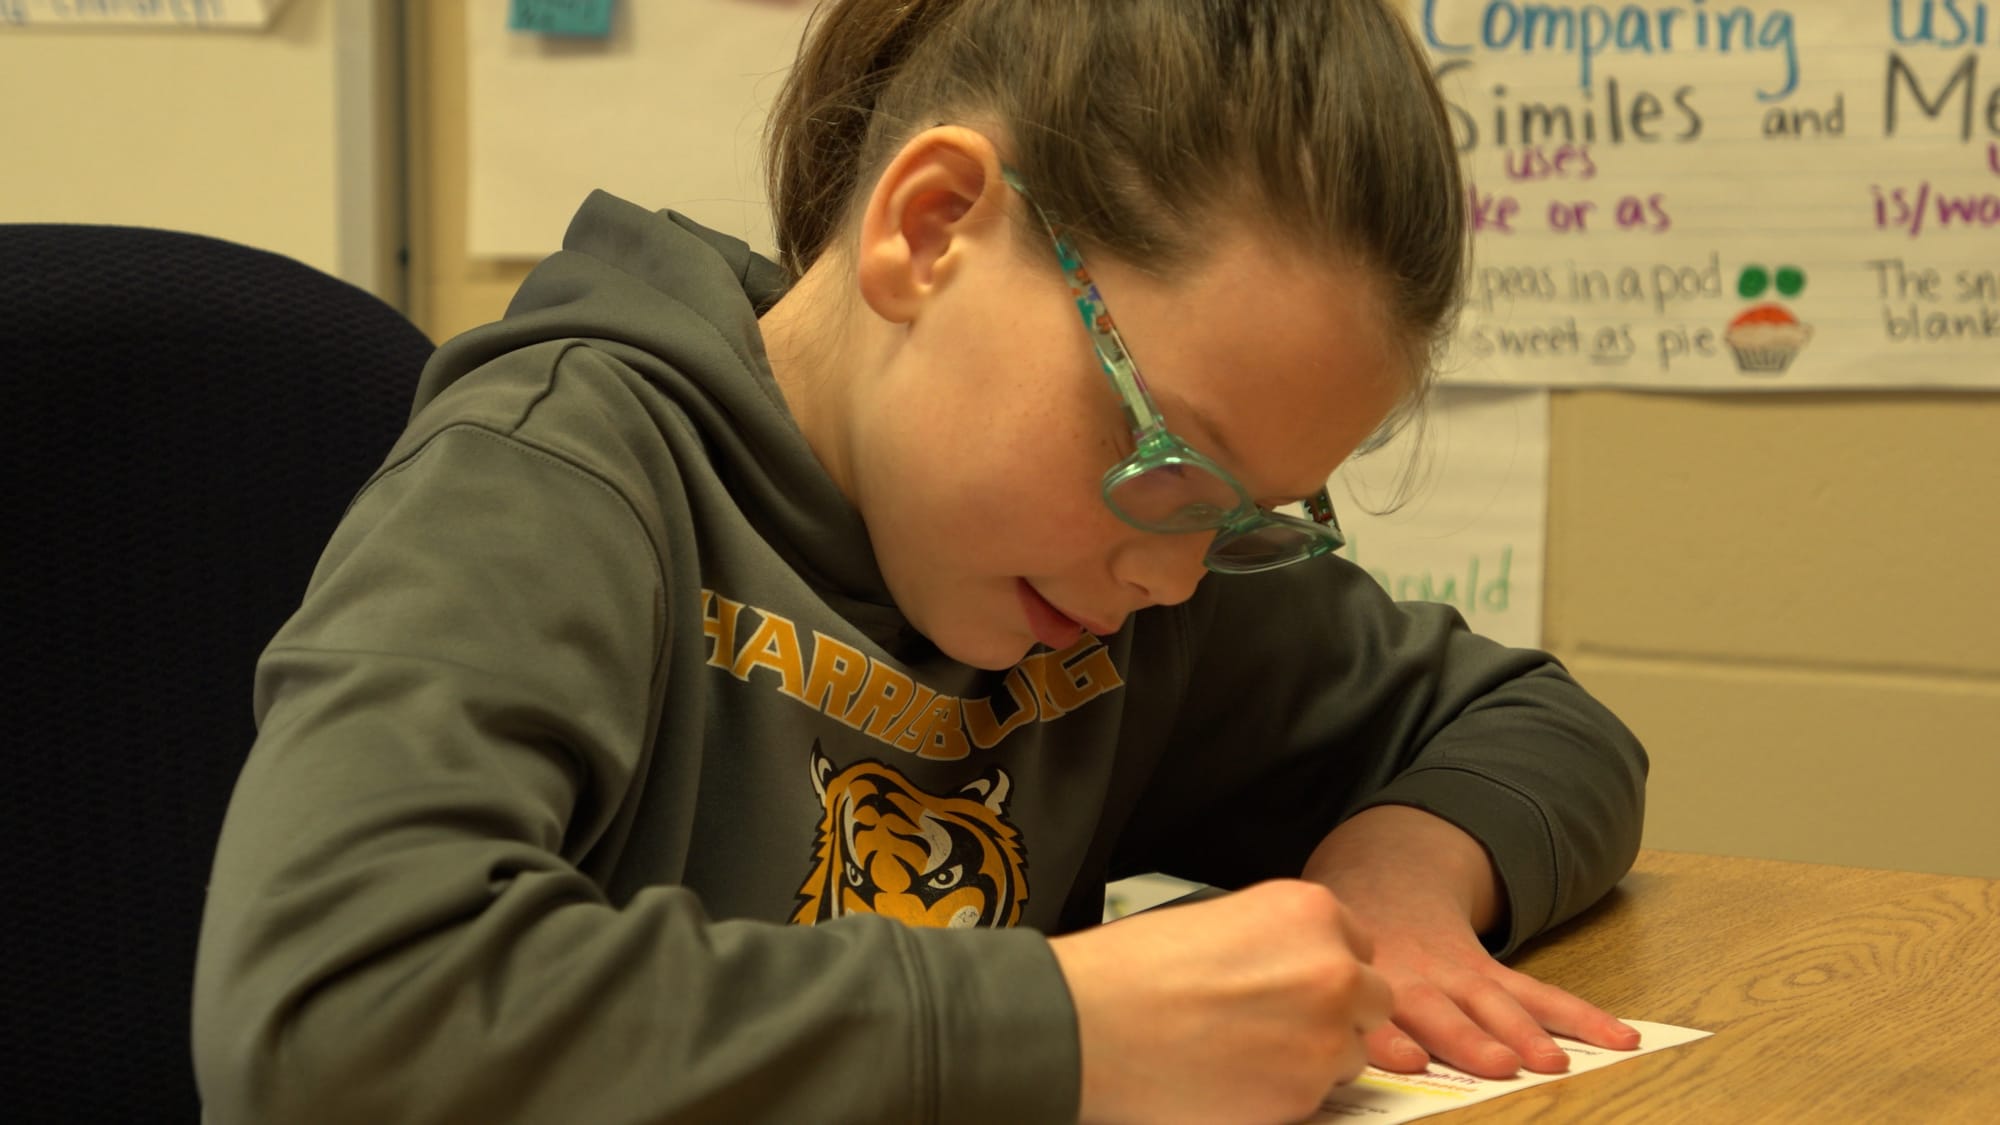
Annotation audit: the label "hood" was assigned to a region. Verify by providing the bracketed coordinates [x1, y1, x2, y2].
[411, 190, 895, 611]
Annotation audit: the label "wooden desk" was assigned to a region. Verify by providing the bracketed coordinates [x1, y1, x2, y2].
[1457, 849, 2000, 1122]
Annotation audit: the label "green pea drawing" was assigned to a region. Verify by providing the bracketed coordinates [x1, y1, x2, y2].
[1737, 265, 1807, 300]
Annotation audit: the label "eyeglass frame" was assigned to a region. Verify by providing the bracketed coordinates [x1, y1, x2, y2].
[1000, 167, 1344, 574]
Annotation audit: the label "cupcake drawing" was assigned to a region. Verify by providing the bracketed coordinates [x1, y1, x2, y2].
[1727, 265, 1812, 375]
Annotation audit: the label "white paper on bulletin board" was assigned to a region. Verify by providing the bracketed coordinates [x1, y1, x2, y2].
[466, 0, 814, 260]
[1420, 0, 2000, 390]
[1, 0, 289, 26]
[1331, 388, 1547, 650]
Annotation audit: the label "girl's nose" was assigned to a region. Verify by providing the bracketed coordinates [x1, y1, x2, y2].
[1110, 528, 1211, 607]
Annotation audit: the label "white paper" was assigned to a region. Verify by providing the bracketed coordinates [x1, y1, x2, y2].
[1329, 388, 1548, 650]
[1311, 1019, 1712, 1122]
[1, 0, 288, 27]
[1420, 0, 2000, 389]
[1102, 872, 1204, 921]
[466, 0, 815, 259]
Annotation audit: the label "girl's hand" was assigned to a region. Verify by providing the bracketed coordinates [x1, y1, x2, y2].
[1050, 879, 1392, 1125]
[1341, 887, 1640, 1077]
[1302, 805, 1640, 1078]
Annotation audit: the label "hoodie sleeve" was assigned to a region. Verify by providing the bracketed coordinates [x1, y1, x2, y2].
[1111, 557, 1647, 957]
[193, 419, 1077, 1124]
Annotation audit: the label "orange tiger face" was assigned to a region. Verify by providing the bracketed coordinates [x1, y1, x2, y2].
[792, 747, 1028, 928]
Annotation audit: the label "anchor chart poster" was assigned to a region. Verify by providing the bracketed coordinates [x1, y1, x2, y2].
[1418, 0, 2000, 389]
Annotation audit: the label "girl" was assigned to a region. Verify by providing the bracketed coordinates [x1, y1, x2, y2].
[195, 2, 1646, 1122]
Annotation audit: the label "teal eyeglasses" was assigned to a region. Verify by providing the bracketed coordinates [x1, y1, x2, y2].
[1002, 169, 1344, 575]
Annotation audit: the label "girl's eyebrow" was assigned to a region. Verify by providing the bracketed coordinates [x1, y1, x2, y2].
[1168, 392, 1310, 506]
[1156, 387, 1249, 475]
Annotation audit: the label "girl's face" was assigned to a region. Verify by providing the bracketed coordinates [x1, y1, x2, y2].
[837, 222, 1408, 671]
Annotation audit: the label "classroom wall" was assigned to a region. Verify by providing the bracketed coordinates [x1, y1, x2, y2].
[403, 0, 530, 338]
[1548, 392, 2000, 877]
[407, 0, 2000, 878]
[0, 0, 402, 300]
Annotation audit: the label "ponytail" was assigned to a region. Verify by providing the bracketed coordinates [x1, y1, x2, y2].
[764, 0, 964, 279]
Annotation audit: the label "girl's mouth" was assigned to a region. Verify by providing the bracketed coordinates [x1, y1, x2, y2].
[1017, 579, 1084, 650]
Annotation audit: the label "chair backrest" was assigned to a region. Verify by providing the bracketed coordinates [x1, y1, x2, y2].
[0, 225, 434, 1123]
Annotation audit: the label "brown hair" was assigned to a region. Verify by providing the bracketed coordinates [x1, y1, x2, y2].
[765, 0, 1466, 413]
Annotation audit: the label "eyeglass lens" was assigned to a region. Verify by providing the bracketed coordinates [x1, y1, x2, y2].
[1107, 461, 1244, 532]
[1207, 522, 1321, 572]
[1106, 461, 1335, 573]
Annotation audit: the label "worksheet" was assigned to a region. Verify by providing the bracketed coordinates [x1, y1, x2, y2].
[1312, 1020, 1712, 1122]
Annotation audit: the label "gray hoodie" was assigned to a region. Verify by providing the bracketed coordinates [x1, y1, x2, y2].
[193, 190, 1646, 1124]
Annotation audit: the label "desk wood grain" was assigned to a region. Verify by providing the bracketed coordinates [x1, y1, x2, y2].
[1454, 850, 2000, 1122]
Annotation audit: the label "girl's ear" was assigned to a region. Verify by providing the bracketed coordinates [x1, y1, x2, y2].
[853, 126, 1011, 324]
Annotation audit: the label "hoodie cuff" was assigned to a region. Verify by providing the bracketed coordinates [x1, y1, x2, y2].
[1356, 765, 1558, 958]
[906, 925, 1080, 1124]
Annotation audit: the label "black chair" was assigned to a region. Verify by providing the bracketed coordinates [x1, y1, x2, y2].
[1, 225, 434, 1123]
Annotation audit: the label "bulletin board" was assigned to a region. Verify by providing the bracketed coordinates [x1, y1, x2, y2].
[1421, 0, 2000, 390]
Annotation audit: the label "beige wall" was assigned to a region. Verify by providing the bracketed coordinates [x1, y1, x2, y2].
[404, 0, 531, 341]
[408, 1, 2000, 877]
[0, 0, 402, 300]
[1550, 393, 2000, 877]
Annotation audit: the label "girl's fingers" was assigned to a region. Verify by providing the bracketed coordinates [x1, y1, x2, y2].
[1494, 966, 1642, 1050]
[1364, 1021, 1431, 1073]
[1385, 979, 1524, 1079]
